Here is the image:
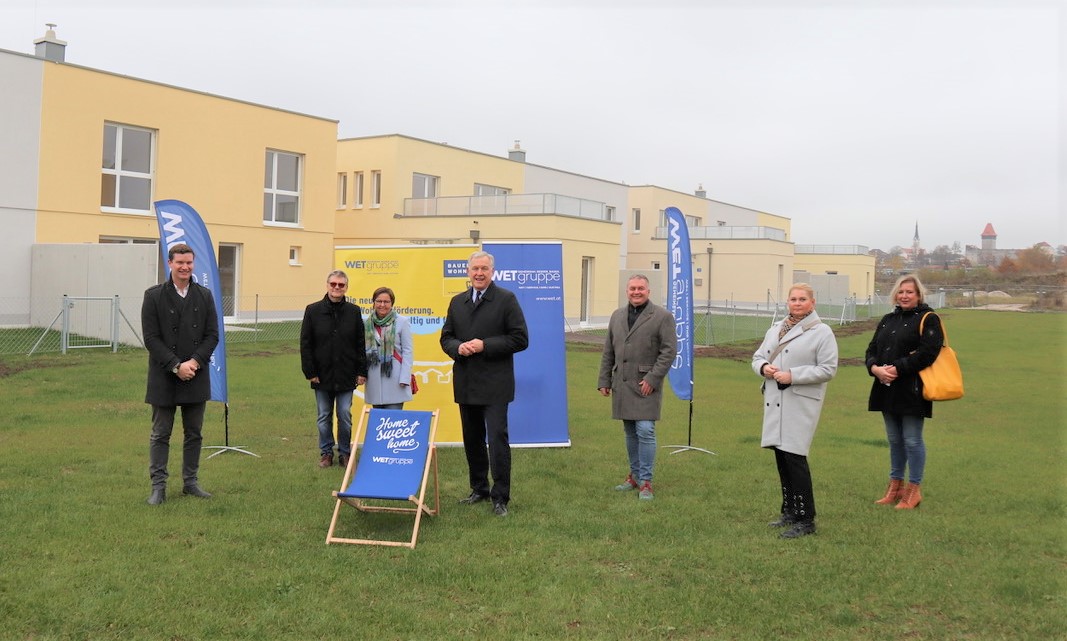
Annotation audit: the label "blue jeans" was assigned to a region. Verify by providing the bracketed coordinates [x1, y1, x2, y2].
[882, 412, 926, 484]
[315, 389, 353, 457]
[622, 419, 657, 484]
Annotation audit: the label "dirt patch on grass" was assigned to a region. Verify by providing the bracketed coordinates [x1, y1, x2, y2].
[566, 318, 880, 366]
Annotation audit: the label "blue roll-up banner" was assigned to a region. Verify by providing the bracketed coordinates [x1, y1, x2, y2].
[665, 207, 694, 401]
[153, 199, 228, 404]
[484, 242, 570, 446]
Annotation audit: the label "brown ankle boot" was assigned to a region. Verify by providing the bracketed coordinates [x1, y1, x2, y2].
[895, 482, 922, 509]
[874, 479, 903, 505]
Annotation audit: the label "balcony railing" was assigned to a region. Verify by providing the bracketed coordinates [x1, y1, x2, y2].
[794, 244, 871, 255]
[654, 225, 787, 241]
[403, 193, 616, 222]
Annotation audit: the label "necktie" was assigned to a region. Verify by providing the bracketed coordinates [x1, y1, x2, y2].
[474, 289, 482, 305]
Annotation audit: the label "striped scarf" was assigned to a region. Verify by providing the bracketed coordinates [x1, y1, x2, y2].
[365, 311, 398, 377]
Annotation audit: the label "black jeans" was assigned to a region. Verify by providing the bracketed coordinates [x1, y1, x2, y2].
[459, 403, 511, 504]
[773, 447, 816, 522]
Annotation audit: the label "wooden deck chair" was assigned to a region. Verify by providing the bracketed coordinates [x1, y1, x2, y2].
[326, 407, 440, 548]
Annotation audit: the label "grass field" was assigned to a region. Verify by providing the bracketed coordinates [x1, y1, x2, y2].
[0, 309, 1063, 640]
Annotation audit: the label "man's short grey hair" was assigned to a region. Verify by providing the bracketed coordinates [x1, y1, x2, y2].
[326, 270, 348, 284]
[468, 251, 495, 269]
[628, 274, 650, 286]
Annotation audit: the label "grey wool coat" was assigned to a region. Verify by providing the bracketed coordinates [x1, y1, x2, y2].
[142, 279, 220, 407]
[597, 302, 678, 421]
[751, 311, 838, 456]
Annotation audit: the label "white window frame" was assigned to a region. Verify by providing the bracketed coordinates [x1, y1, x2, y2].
[101, 122, 155, 214]
[264, 149, 302, 226]
[354, 171, 364, 208]
[337, 172, 348, 209]
[605, 205, 616, 222]
[289, 246, 301, 266]
[412, 172, 439, 198]
[474, 183, 510, 196]
[371, 170, 382, 208]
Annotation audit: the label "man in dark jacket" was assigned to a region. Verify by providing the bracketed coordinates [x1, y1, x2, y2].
[300, 270, 367, 469]
[142, 243, 220, 506]
[440, 251, 529, 517]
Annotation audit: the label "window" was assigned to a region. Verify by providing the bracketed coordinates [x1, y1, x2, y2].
[658, 209, 667, 227]
[632, 208, 641, 233]
[264, 150, 302, 224]
[605, 206, 615, 222]
[354, 172, 364, 208]
[289, 246, 301, 265]
[412, 173, 438, 198]
[652, 261, 661, 270]
[101, 123, 155, 212]
[336, 173, 348, 208]
[371, 171, 381, 207]
[474, 183, 510, 196]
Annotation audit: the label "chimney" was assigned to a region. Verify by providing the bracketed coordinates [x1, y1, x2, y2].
[34, 24, 67, 62]
[508, 140, 526, 163]
[695, 183, 706, 199]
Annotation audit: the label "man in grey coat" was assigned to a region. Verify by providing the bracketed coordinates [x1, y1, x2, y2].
[440, 251, 529, 517]
[142, 243, 220, 506]
[598, 275, 677, 500]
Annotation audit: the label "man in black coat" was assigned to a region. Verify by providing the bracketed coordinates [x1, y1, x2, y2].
[142, 243, 220, 506]
[440, 251, 529, 516]
[300, 270, 367, 469]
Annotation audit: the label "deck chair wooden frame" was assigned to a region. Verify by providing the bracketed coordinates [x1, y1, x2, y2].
[326, 407, 440, 548]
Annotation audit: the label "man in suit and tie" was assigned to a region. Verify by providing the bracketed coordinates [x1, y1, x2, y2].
[597, 274, 677, 501]
[440, 251, 529, 517]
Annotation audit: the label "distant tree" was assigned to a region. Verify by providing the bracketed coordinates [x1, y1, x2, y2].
[997, 257, 1018, 274]
[1015, 244, 1057, 273]
[887, 254, 906, 272]
[927, 245, 957, 269]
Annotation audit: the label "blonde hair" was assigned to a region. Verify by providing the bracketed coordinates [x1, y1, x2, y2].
[891, 274, 926, 305]
[788, 282, 815, 301]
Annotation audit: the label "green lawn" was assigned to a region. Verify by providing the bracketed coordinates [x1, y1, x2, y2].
[0, 309, 1063, 640]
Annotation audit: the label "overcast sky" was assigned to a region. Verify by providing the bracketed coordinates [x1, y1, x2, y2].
[3, 0, 1062, 252]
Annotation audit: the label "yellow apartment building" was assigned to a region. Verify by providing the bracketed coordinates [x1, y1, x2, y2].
[2, 30, 338, 326]
[3, 29, 874, 335]
[336, 135, 626, 326]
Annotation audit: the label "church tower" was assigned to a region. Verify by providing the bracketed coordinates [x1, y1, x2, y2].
[912, 221, 921, 257]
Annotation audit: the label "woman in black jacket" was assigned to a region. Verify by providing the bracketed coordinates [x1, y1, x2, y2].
[865, 274, 944, 509]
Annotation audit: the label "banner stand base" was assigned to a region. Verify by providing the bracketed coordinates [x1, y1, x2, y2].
[663, 445, 717, 456]
[204, 445, 259, 460]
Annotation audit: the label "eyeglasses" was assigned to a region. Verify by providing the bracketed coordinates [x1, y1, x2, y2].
[373, 299, 392, 304]
[328, 282, 347, 288]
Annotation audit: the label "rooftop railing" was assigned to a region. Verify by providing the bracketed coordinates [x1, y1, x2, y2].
[653, 225, 787, 241]
[403, 193, 616, 222]
[794, 244, 871, 255]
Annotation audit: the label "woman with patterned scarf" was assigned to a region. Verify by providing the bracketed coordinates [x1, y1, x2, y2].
[363, 287, 414, 409]
[751, 283, 839, 539]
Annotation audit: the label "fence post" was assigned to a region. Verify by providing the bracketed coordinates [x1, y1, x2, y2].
[61, 295, 70, 354]
[112, 295, 120, 352]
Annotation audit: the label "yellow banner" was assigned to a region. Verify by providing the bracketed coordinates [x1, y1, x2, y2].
[336, 245, 475, 443]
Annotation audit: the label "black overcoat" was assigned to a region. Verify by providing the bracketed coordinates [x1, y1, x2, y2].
[299, 295, 368, 392]
[440, 282, 529, 405]
[864, 303, 944, 418]
[142, 280, 220, 406]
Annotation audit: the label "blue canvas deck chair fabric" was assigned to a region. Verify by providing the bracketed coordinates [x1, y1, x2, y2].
[326, 407, 440, 548]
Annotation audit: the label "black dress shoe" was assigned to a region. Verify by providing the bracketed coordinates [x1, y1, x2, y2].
[146, 488, 166, 505]
[780, 521, 816, 539]
[493, 501, 508, 517]
[458, 491, 490, 505]
[182, 485, 212, 499]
